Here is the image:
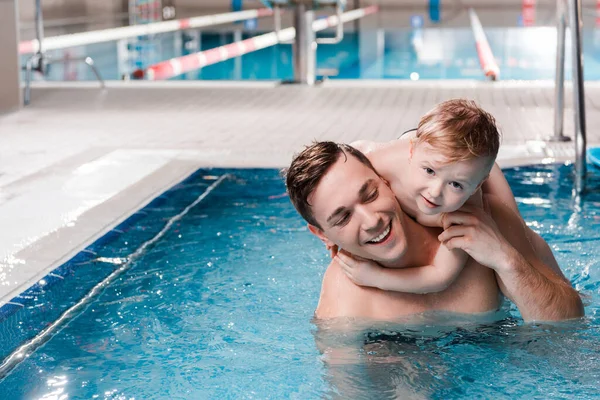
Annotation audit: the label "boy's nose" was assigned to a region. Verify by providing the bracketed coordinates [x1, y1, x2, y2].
[429, 182, 444, 199]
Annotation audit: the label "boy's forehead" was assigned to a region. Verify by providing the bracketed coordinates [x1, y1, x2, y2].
[415, 143, 494, 171]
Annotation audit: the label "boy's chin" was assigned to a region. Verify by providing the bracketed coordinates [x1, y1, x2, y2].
[417, 204, 441, 215]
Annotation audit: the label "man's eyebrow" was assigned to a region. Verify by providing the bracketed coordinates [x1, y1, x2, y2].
[359, 179, 375, 198]
[326, 206, 347, 224]
[326, 180, 375, 224]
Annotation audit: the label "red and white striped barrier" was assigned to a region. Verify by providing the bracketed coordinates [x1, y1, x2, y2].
[19, 8, 273, 55]
[522, 0, 536, 27]
[140, 5, 378, 80]
[468, 8, 499, 80]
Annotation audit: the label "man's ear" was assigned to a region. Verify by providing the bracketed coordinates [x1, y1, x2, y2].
[308, 224, 336, 248]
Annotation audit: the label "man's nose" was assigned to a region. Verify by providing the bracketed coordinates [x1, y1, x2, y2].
[356, 205, 381, 230]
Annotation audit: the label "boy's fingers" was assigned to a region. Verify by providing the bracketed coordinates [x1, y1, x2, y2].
[330, 245, 339, 258]
[337, 252, 351, 263]
[438, 226, 469, 242]
[335, 254, 350, 269]
[442, 237, 465, 251]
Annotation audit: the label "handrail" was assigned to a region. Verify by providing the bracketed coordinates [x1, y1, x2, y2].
[568, 0, 587, 194]
[553, 0, 569, 142]
[554, 0, 587, 195]
[137, 5, 378, 81]
[468, 8, 499, 80]
[18, 8, 273, 55]
[315, 0, 346, 45]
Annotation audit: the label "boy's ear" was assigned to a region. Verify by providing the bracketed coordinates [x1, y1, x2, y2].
[308, 224, 336, 248]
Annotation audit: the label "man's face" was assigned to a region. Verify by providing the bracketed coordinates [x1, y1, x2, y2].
[408, 143, 493, 215]
[308, 153, 408, 266]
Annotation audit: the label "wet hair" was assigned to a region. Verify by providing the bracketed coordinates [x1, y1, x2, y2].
[283, 141, 376, 230]
[415, 99, 501, 163]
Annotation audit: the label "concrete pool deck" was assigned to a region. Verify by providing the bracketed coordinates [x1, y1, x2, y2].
[1, 79, 599, 306]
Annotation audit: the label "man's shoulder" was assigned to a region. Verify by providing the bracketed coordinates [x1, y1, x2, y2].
[315, 260, 368, 319]
[485, 194, 519, 224]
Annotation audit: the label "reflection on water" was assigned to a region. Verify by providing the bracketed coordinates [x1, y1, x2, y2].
[315, 311, 599, 399]
[0, 165, 599, 398]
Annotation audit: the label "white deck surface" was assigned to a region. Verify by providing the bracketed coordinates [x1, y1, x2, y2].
[1, 80, 598, 305]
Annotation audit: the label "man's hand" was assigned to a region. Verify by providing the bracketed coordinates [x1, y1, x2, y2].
[336, 250, 383, 288]
[438, 202, 515, 273]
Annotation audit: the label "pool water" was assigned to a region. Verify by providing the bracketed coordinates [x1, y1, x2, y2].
[0, 164, 599, 399]
[27, 27, 600, 82]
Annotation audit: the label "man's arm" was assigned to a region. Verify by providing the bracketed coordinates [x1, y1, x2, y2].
[438, 196, 584, 321]
[336, 248, 467, 294]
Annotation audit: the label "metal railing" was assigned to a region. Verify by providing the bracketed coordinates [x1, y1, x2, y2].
[136, 5, 377, 81]
[21, 4, 275, 105]
[554, 0, 587, 195]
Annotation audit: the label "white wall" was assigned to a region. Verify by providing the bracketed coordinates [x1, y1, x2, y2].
[172, 0, 598, 8]
[19, 0, 124, 22]
[0, 0, 21, 114]
[17, 0, 600, 22]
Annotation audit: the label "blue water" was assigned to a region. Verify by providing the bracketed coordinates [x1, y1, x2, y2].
[0, 164, 599, 399]
[25, 26, 600, 82]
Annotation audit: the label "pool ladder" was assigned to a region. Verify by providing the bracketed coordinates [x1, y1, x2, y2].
[266, 0, 348, 84]
[553, 0, 587, 195]
[23, 0, 105, 106]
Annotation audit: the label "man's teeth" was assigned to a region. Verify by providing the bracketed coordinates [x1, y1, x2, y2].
[368, 224, 391, 244]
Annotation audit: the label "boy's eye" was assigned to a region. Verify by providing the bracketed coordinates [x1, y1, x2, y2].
[424, 167, 435, 175]
[449, 181, 463, 190]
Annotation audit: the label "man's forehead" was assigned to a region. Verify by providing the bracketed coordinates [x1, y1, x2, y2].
[321, 155, 375, 187]
[311, 158, 376, 211]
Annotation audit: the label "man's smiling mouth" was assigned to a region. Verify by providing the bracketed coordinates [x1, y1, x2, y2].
[367, 221, 392, 244]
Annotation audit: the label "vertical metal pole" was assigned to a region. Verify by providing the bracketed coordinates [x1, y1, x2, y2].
[568, 0, 587, 194]
[293, 4, 316, 85]
[233, 29, 243, 80]
[353, 0, 360, 32]
[553, 0, 570, 142]
[35, 0, 45, 73]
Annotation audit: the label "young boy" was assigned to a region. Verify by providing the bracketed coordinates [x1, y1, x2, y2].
[336, 99, 561, 294]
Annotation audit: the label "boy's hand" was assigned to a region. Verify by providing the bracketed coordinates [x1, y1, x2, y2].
[326, 244, 339, 258]
[336, 250, 383, 288]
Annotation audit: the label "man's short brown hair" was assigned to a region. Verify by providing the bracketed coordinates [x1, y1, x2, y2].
[414, 99, 501, 163]
[284, 141, 376, 229]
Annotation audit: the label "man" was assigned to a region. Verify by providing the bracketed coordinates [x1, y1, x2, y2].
[285, 141, 583, 322]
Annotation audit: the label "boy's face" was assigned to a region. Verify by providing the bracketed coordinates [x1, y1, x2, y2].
[408, 142, 493, 215]
[307, 153, 409, 266]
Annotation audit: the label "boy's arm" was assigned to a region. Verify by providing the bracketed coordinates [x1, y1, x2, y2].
[336, 247, 468, 294]
[350, 140, 387, 154]
[414, 213, 445, 227]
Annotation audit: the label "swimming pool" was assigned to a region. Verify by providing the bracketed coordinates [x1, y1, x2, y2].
[28, 26, 600, 82]
[0, 163, 598, 398]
